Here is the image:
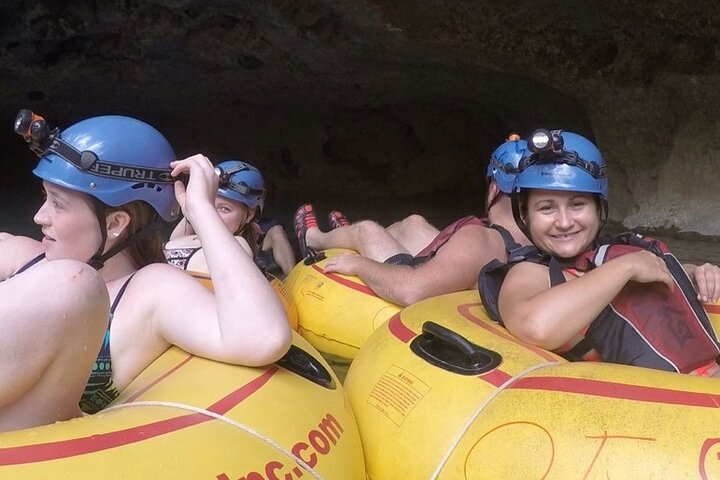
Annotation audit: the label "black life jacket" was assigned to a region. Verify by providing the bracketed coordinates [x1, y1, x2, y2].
[478, 232, 720, 373]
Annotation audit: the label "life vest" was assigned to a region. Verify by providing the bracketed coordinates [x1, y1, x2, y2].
[479, 233, 720, 373]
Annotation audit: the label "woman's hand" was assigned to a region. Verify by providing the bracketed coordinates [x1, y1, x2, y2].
[170, 154, 219, 222]
[688, 262, 720, 303]
[622, 250, 675, 290]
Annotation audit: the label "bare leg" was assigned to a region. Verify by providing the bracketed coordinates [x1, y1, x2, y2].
[306, 220, 408, 262]
[385, 214, 440, 256]
[262, 225, 297, 275]
[0, 260, 109, 431]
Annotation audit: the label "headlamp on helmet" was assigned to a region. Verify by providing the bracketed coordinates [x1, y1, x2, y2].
[527, 128, 564, 156]
[15, 109, 175, 185]
[215, 164, 265, 198]
[518, 129, 606, 183]
[14, 109, 59, 156]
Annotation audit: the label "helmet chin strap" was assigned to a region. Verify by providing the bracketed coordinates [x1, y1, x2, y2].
[88, 201, 109, 270]
[90, 219, 164, 270]
[510, 192, 533, 242]
[87, 201, 163, 270]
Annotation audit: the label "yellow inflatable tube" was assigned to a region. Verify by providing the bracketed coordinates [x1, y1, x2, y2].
[0, 333, 365, 479]
[284, 248, 401, 362]
[345, 290, 720, 480]
[704, 301, 720, 337]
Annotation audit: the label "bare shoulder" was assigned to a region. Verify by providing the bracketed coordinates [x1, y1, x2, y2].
[504, 261, 549, 290]
[439, 224, 506, 260]
[134, 262, 197, 283]
[130, 262, 208, 295]
[417, 224, 505, 280]
[127, 262, 214, 311]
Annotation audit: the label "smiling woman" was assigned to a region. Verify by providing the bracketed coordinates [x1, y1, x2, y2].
[482, 129, 720, 377]
[522, 190, 600, 260]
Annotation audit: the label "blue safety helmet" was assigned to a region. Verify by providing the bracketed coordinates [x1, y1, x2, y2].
[487, 134, 528, 194]
[511, 129, 608, 242]
[513, 130, 607, 199]
[215, 160, 266, 214]
[32, 115, 180, 221]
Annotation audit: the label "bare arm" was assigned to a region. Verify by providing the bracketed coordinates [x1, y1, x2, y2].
[324, 226, 501, 306]
[149, 155, 291, 366]
[499, 251, 674, 350]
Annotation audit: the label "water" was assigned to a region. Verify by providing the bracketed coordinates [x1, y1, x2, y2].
[604, 222, 720, 266]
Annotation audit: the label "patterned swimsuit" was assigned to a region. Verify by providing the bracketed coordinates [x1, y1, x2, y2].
[79, 274, 135, 414]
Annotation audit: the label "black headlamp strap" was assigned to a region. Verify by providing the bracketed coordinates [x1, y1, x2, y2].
[47, 137, 175, 183]
[226, 180, 265, 196]
[216, 164, 265, 196]
[517, 149, 606, 180]
[490, 155, 519, 175]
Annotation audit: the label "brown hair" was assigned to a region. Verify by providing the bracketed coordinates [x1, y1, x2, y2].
[107, 200, 166, 268]
[235, 210, 260, 258]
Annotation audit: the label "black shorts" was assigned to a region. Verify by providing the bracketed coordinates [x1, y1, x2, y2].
[384, 253, 433, 268]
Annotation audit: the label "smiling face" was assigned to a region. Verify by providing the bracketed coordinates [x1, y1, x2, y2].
[33, 181, 103, 262]
[524, 189, 601, 259]
[215, 195, 254, 235]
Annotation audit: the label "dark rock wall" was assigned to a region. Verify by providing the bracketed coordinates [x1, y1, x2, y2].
[1, 1, 718, 233]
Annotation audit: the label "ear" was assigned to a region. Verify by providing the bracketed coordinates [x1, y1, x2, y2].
[105, 210, 132, 239]
[487, 181, 500, 201]
[246, 207, 258, 224]
[485, 181, 501, 211]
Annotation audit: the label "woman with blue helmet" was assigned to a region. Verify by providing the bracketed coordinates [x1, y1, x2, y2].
[487, 129, 720, 376]
[165, 159, 296, 276]
[166, 160, 265, 268]
[9, 110, 292, 421]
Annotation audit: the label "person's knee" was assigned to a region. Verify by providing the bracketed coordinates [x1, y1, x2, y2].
[401, 214, 429, 230]
[266, 224, 289, 243]
[44, 260, 110, 329]
[354, 220, 386, 239]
